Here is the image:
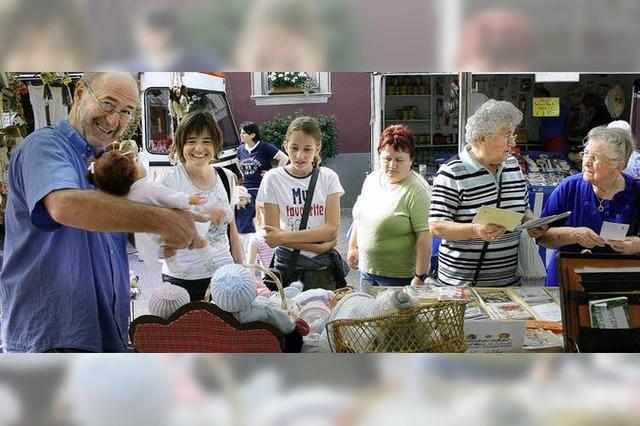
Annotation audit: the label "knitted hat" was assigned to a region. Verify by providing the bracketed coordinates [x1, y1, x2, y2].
[148, 283, 191, 320]
[211, 264, 257, 313]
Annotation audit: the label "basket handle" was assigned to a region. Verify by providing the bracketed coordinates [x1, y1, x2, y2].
[241, 263, 288, 311]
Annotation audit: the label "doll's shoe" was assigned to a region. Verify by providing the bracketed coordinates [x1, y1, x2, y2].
[165, 256, 187, 273]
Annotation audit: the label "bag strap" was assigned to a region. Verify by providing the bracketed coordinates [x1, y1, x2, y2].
[284, 167, 320, 283]
[471, 170, 503, 286]
[215, 166, 231, 202]
[215, 166, 233, 244]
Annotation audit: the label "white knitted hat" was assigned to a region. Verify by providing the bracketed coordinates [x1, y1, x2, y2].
[148, 283, 191, 320]
[210, 264, 257, 313]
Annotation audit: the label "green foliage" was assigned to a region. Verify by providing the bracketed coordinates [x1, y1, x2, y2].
[259, 109, 340, 161]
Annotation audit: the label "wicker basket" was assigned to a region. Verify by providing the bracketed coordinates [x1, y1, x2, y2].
[241, 263, 290, 312]
[326, 300, 467, 353]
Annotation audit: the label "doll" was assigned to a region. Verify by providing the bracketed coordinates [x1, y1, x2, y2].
[87, 150, 217, 272]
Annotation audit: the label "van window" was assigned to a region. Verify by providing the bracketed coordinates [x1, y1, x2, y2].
[143, 88, 239, 156]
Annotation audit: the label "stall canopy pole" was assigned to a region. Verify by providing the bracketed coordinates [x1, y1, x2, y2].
[458, 72, 472, 151]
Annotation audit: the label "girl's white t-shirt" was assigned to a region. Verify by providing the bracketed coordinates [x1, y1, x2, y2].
[256, 166, 344, 257]
[159, 164, 238, 279]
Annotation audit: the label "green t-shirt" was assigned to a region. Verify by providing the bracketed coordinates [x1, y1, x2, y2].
[353, 170, 431, 277]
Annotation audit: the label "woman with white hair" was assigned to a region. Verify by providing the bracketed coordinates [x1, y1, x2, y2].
[429, 100, 546, 287]
[538, 126, 640, 285]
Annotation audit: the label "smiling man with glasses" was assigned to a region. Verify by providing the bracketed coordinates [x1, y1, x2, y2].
[538, 125, 640, 286]
[84, 84, 135, 123]
[1, 72, 206, 352]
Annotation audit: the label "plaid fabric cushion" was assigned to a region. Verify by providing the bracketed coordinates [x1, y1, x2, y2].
[130, 303, 284, 352]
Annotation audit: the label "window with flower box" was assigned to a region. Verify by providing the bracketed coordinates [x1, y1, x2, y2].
[250, 72, 331, 106]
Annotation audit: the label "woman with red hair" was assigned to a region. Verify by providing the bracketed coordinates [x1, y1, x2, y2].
[348, 125, 432, 287]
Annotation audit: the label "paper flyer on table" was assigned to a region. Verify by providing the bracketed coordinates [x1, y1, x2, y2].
[472, 206, 524, 232]
[464, 320, 525, 353]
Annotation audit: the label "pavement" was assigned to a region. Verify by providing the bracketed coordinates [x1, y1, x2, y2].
[129, 208, 358, 318]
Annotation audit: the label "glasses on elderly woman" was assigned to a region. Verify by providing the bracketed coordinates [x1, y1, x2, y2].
[581, 150, 622, 165]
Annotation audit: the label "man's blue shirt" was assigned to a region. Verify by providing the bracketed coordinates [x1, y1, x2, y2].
[0, 120, 130, 352]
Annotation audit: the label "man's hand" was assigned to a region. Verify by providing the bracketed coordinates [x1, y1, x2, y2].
[608, 237, 640, 254]
[161, 209, 208, 250]
[574, 227, 606, 249]
[474, 224, 506, 242]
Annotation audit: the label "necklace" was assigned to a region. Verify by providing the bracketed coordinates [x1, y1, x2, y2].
[593, 175, 623, 213]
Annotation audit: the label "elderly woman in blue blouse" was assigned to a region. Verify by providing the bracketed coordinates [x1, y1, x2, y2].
[538, 126, 640, 286]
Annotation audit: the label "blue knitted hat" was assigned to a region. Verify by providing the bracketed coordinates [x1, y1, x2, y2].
[210, 264, 256, 312]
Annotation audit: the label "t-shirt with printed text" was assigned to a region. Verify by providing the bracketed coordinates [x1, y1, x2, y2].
[256, 166, 344, 257]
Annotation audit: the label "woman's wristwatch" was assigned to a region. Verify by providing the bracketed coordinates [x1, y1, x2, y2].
[414, 273, 429, 282]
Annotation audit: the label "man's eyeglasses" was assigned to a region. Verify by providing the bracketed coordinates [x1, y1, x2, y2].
[85, 85, 135, 122]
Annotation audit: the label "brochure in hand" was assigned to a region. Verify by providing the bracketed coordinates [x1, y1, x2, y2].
[472, 206, 524, 232]
[514, 211, 571, 231]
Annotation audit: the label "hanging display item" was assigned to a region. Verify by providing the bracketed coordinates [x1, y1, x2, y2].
[60, 73, 73, 106]
[169, 72, 189, 123]
[605, 84, 625, 119]
[39, 72, 58, 101]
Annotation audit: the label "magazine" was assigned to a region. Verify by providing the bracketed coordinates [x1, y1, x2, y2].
[514, 211, 571, 231]
[531, 302, 562, 322]
[513, 287, 555, 305]
[474, 288, 512, 304]
[487, 302, 535, 320]
[589, 297, 630, 329]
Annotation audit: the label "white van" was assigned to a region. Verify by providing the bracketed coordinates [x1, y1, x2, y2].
[137, 72, 240, 180]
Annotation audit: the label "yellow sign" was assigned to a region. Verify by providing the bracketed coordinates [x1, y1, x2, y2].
[533, 97, 560, 117]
